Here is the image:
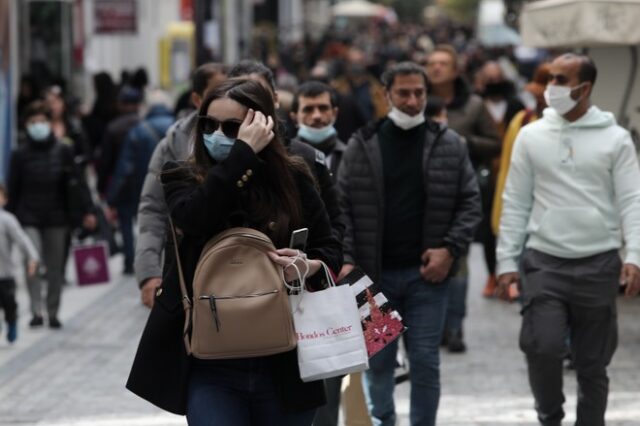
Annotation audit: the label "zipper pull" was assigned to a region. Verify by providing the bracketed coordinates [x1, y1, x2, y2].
[208, 296, 221, 332]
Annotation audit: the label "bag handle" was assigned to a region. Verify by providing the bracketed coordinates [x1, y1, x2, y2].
[283, 250, 311, 294]
[167, 216, 193, 355]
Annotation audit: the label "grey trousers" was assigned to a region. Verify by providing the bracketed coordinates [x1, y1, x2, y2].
[25, 227, 68, 318]
[519, 249, 619, 426]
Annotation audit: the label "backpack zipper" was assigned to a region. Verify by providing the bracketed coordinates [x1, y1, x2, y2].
[198, 290, 280, 332]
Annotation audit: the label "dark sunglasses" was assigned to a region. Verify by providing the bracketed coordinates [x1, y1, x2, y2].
[198, 115, 241, 138]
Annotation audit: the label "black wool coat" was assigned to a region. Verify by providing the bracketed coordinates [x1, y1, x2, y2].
[126, 140, 342, 415]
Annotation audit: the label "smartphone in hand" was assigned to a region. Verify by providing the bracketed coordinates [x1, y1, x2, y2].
[289, 228, 308, 251]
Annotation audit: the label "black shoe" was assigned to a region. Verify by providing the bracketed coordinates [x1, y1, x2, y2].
[49, 317, 63, 329]
[440, 329, 450, 347]
[123, 265, 134, 275]
[447, 329, 467, 353]
[29, 316, 44, 328]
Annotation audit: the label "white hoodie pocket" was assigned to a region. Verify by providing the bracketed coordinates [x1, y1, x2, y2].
[535, 207, 615, 252]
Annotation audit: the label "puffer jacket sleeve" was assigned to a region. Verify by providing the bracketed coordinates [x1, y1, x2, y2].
[337, 138, 357, 266]
[443, 133, 483, 257]
[134, 134, 172, 285]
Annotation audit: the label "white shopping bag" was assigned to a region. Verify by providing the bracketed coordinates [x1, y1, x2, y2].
[290, 264, 369, 382]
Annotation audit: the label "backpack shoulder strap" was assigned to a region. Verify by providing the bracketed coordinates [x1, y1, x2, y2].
[168, 216, 193, 355]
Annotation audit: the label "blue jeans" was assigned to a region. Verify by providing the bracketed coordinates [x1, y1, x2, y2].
[362, 267, 448, 426]
[187, 359, 316, 426]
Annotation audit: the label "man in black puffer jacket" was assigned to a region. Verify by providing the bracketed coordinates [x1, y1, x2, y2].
[337, 62, 481, 426]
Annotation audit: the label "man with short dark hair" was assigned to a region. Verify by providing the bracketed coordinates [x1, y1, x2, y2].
[291, 81, 343, 178]
[497, 53, 640, 426]
[338, 61, 481, 426]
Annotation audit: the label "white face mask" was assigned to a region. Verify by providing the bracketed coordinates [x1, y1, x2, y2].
[544, 83, 585, 115]
[387, 107, 426, 130]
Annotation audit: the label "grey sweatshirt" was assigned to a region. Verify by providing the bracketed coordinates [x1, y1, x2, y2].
[0, 208, 39, 279]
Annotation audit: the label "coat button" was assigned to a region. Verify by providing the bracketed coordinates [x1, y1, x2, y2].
[242, 175, 249, 182]
[246, 169, 253, 176]
[156, 288, 163, 297]
[237, 180, 244, 188]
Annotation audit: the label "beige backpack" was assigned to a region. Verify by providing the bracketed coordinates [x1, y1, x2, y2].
[170, 222, 297, 359]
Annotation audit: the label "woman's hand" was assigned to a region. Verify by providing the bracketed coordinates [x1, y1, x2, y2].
[237, 109, 275, 154]
[268, 248, 322, 283]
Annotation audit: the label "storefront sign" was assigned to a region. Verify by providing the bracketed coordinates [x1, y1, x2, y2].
[94, 0, 137, 34]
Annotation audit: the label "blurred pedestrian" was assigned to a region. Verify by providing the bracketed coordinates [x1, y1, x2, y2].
[107, 89, 174, 275]
[491, 63, 550, 238]
[135, 63, 227, 307]
[83, 72, 118, 156]
[97, 85, 143, 198]
[0, 183, 39, 343]
[424, 96, 448, 125]
[16, 74, 40, 127]
[6, 101, 96, 329]
[425, 44, 501, 353]
[44, 85, 92, 166]
[127, 78, 342, 425]
[497, 53, 640, 426]
[477, 61, 524, 137]
[332, 48, 388, 123]
[338, 62, 481, 426]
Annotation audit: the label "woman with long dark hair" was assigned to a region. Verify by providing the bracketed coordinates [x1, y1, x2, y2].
[127, 78, 342, 425]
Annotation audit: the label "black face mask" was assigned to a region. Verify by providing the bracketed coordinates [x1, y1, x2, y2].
[483, 81, 510, 98]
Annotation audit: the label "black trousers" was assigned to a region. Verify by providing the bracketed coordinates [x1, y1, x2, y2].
[519, 249, 619, 426]
[0, 278, 18, 324]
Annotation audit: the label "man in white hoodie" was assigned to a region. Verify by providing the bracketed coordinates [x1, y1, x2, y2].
[497, 53, 640, 426]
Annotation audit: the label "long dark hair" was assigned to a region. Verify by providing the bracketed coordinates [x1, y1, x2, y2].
[188, 78, 309, 244]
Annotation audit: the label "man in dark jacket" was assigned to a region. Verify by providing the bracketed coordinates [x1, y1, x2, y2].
[291, 81, 346, 183]
[338, 62, 481, 426]
[426, 45, 501, 352]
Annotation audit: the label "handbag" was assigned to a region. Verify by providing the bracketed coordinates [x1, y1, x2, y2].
[169, 219, 297, 360]
[290, 263, 369, 382]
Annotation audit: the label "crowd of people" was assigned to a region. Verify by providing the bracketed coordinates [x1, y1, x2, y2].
[1, 19, 639, 426]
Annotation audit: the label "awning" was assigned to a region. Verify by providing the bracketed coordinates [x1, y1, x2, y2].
[520, 0, 640, 47]
[332, 0, 398, 23]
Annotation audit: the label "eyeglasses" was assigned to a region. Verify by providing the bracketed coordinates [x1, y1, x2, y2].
[198, 116, 241, 138]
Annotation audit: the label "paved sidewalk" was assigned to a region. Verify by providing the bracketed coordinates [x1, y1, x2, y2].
[0, 246, 638, 425]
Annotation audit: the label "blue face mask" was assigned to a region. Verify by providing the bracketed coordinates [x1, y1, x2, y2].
[297, 124, 337, 144]
[27, 122, 51, 142]
[203, 131, 236, 162]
